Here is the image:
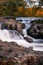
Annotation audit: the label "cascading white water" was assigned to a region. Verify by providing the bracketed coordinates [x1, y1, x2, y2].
[0, 30, 43, 51]
[21, 21, 43, 51]
[0, 30, 23, 41]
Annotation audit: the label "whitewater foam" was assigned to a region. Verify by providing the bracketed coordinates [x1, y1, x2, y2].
[0, 30, 43, 51]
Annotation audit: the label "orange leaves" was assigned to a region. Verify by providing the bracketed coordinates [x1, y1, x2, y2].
[36, 9, 43, 17]
[18, 7, 33, 17]
[27, 8, 32, 11]
[18, 7, 43, 17]
[18, 7, 23, 11]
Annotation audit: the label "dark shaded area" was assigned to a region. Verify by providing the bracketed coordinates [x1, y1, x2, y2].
[27, 20, 43, 39]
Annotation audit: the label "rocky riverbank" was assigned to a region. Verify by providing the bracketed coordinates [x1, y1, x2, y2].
[27, 20, 43, 39]
[0, 40, 43, 65]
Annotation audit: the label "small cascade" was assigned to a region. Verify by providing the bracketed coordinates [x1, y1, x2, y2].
[0, 18, 43, 51]
[0, 30, 43, 51]
[0, 30, 23, 41]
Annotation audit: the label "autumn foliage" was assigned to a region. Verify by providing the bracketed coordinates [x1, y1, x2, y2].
[18, 7, 43, 17]
[0, 0, 43, 17]
[35, 8, 43, 17]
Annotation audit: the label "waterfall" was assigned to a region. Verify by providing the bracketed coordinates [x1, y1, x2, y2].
[0, 30, 23, 41]
[0, 30, 43, 51]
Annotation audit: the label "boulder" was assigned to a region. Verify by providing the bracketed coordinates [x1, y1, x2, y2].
[27, 20, 43, 39]
[10, 24, 17, 30]
[17, 22, 22, 32]
[24, 37, 33, 43]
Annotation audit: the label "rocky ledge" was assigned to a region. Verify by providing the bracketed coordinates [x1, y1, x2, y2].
[27, 20, 43, 39]
[0, 40, 43, 65]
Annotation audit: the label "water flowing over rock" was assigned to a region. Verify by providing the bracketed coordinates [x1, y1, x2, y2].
[0, 30, 23, 41]
[0, 30, 43, 51]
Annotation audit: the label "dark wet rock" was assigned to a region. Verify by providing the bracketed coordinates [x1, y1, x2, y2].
[27, 21, 43, 39]
[31, 19, 43, 24]
[7, 48, 13, 53]
[24, 37, 33, 43]
[22, 23, 26, 29]
[10, 24, 17, 30]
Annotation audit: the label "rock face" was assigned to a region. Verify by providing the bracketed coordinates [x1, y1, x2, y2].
[27, 20, 43, 39]
[0, 40, 43, 65]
